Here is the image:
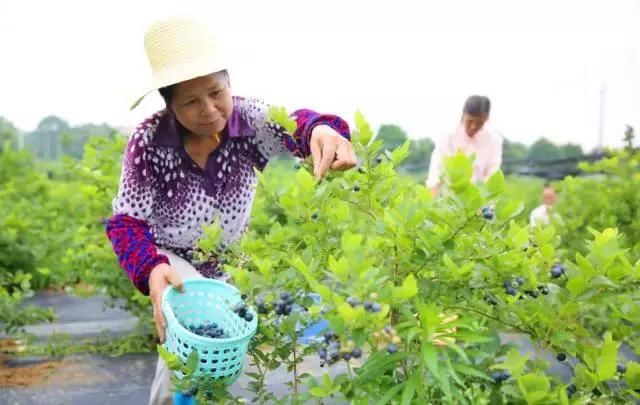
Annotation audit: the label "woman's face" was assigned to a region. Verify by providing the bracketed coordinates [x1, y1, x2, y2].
[461, 113, 488, 138]
[170, 72, 233, 138]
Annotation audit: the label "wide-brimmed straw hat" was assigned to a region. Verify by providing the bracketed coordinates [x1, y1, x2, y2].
[130, 16, 227, 110]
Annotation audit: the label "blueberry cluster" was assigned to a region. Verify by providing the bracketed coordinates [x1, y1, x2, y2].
[481, 206, 494, 220]
[348, 293, 382, 313]
[273, 292, 295, 316]
[187, 322, 228, 339]
[232, 301, 254, 322]
[317, 332, 362, 367]
[373, 325, 402, 353]
[551, 263, 566, 278]
[491, 370, 511, 383]
[503, 277, 524, 296]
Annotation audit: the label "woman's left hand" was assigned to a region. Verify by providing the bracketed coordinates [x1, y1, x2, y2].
[310, 125, 357, 179]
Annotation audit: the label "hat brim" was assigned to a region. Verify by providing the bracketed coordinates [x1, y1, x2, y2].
[130, 60, 228, 110]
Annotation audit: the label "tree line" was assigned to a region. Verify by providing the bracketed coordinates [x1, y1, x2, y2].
[1, 115, 586, 172]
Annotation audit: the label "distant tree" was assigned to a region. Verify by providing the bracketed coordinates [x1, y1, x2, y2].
[405, 138, 435, 169]
[377, 124, 409, 151]
[528, 138, 563, 161]
[503, 139, 528, 162]
[0, 117, 19, 151]
[561, 143, 583, 159]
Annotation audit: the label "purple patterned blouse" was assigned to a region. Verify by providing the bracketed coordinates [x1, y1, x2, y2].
[106, 96, 350, 294]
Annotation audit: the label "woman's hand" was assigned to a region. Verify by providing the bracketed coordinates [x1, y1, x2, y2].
[310, 125, 357, 179]
[149, 263, 184, 343]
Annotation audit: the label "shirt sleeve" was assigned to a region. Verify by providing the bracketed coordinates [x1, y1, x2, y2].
[426, 135, 447, 188]
[483, 133, 504, 180]
[105, 123, 169, 295]
[235, 97, 351, 168]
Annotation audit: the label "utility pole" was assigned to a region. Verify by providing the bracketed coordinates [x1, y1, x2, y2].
[597, 81, 606, 153]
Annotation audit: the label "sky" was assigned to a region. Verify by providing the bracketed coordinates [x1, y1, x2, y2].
[0, 0, 638, 151]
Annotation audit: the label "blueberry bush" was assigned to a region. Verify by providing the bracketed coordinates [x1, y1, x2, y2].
[184, 110, 640, 403]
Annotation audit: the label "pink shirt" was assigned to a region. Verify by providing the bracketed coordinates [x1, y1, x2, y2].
[426, 126, 503, 188]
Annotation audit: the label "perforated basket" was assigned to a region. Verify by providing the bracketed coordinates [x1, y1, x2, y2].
[161, 279, 257, 383]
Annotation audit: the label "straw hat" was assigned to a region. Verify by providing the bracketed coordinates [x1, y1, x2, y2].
[130, 16, 227, 110]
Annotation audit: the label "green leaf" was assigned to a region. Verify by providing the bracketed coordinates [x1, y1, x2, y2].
[486, 170, 505, 196]
[596, 332, 619, 381]
[566, 276, 588, 296]
[452, 364, 492, 382]
[511, 226, 530, 249]
[496, 200, 524, 222]
[401, 373, 419, 405]
[574, 363, 597, 390]
[443, 152, 473, 191]
[517, 373, 550, 404]
[374, 382, 405, 405]
[184, 350, 199, 375]
[625, 362, 640, 389]
[337, 302, 357, 324]
[354, 110, 374, 146]
[309, 387, 327, 397]
[394, 274, 418, 301]
[422, 342, 440, 381]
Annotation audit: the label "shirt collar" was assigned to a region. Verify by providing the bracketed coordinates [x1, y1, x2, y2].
[149, 99, 252, 149]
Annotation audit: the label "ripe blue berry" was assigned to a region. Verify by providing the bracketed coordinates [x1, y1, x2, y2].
[351, 348, 362, 359]
[505, 286, 517, 296]
[551, 264, 565, 278]
[370, 303, 381, 313]
[556, 353, 567, 362]
[386, 343, 398, 354]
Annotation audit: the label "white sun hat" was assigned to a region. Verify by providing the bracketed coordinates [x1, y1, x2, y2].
[130, 16, 228, 110]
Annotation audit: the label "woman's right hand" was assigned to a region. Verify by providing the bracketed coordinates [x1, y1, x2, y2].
[149, 263, 184, 343]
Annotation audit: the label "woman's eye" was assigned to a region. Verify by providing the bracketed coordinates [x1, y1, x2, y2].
[210, 90, 221, 98]
[184, 99, 196, 106]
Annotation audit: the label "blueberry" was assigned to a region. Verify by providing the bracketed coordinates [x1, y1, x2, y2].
[357, 167, 366, 174]
[503, 280, 512, 289]
[500, 371, 511, 381]
[482, 207, 494, 220]
[383, 325, 394, 334]
[294, 163, 301, 170]
[275, 306, 284, 315]
[280, 292, 291, 301]
[244, 312, 254, 322]
[241, 294, 247, 301]
[346, 296, 360, 307]
[505, 286, 518, 296]
[556, 353, 567, 362]
[566, 384, 577, 396]
[353, 184, 360, 192]
[538, 285, 550, 295]
[386, 343, 398, 354]
[238, 307, 247, 318]
[351, 348, 362, 359]
[329, 351, 340, 361]
[284, 304, 293, 315]
[342, 352, 352, 361]
[318, 348, 327, 360]
[311, 212, 319, 220]
[617, 363, 627, 374]
[214, 271, 224, 278]
[525, 290, 538, 298]
[551, 264, 565, 279]
[490, 371, 504, 383]
[257, 304, 268, 314]
[375, 156, 383, 164]
[516, 277, 525, 286]
[370, 303, 381, 313]
[183, 386, 198, 397]
[363, 301, 373, 311]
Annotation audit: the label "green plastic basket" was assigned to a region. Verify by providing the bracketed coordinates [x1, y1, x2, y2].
[161, 279, 257, 383]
